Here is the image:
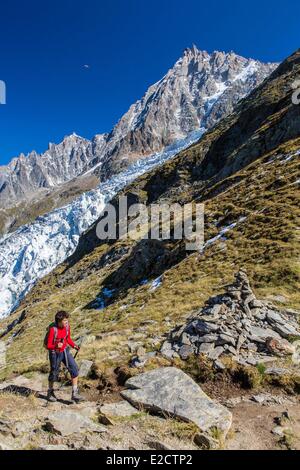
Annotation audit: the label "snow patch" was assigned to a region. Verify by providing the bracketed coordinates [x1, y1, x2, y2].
[92, 287, 115, 310]
[203, 217, 247, 251]
[150, 276, 163, 291]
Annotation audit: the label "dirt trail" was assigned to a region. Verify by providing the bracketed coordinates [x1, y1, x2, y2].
[226, 401, 300, 450]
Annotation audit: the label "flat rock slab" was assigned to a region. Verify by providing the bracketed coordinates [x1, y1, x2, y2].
[100, 401, 139, 418]
[121, 367, 232, 437]
[248, 326, 281, 343]
[0, 374, 44, 395]
[44, 410, 107, 437]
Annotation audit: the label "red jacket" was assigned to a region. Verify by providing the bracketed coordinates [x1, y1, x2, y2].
[47, 323, 76, 352]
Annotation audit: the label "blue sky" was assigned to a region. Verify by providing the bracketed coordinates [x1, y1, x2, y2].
[0, 0, 299, 165]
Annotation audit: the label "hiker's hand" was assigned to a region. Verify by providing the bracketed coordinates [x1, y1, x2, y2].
[57, 342, 63, 349]
[74, 344, 80, 351]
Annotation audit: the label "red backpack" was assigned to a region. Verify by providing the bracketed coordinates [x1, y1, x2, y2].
[43, 322, 69, 350]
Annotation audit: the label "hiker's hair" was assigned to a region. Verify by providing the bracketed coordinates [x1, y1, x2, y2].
[55, 310, 69, 323]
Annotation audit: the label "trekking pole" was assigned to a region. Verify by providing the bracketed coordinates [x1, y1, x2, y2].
[74, 336, 84, 359]
[57, 337, 83, 391]
[57, 349, 72, 391]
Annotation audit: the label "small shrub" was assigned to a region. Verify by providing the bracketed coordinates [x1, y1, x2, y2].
[256, 363, 266, 376]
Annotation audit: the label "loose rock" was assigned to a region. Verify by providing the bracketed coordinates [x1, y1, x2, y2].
[266, 338, 295, 357]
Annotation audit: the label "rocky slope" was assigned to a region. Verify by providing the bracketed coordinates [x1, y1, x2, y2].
[0, 47, 277, 218]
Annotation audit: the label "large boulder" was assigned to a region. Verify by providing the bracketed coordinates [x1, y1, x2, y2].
[121, 367, 232, 439]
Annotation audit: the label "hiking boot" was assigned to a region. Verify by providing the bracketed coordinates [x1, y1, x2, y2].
[71, 389, 85, 403]
[47, 389, 58, 402]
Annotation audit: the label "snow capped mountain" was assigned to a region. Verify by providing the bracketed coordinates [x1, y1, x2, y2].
[0, 129, 204, 318]
[98, 47, 278, 176]
[0, 47, 278, 210]
[0, 46, 279, 317]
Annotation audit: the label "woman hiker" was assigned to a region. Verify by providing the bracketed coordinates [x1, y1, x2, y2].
[46, 310, 85, 403]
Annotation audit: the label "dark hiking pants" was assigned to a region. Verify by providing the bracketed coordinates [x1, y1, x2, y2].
[48, 348, 79, 383]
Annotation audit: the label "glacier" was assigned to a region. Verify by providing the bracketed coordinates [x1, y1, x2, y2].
[0, 129, 205, 318]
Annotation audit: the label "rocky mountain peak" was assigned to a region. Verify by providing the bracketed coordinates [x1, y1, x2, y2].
[182, 44, 209, 59]
[97, 48, 278, 178]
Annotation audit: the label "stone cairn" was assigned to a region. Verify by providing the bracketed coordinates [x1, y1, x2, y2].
[161, 270, 300, 368]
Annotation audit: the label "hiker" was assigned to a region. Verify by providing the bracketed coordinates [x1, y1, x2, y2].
[45, 310, 85, 403]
